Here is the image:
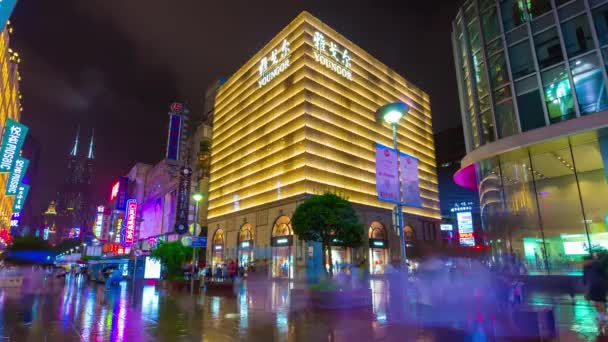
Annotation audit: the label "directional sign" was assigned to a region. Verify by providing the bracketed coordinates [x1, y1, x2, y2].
[191, 236, 207, 248]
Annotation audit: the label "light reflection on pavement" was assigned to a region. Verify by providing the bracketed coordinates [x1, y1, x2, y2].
[0, 275, 604, 341]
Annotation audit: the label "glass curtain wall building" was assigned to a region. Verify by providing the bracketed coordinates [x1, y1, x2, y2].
[453, 0, 608, 275]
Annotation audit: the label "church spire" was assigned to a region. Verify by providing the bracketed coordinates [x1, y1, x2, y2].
[70, 125, 80, 156]
[87, 128, 94, 160]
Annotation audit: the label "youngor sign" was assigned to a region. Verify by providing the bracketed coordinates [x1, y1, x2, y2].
[375, 143, 399, 204]
[313, 31, 353, 81]
[0, 119, 28, 173]
[11, 184, 29, 214]
[258, 39, 291, 88]
[399, 152, 422, 208]
[5, 156, 28, 195]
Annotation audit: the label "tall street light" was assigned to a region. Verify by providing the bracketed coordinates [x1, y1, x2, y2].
[376, 102, 410, 271]
[190, 192, 203, 295]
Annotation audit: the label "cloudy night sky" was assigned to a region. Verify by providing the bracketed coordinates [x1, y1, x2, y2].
[10, 0, 461, 221]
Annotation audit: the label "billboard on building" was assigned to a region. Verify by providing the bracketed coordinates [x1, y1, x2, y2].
[165, 114, 182, 161]
[457, 211, 475, 246]
[375, 143, 399, 204]
[123, 199, 137, 246]
[0, 119, 28, 173]
[115, 176, 129, 211]
[140, 197, 163, 239]
[11, 184, 29, 214]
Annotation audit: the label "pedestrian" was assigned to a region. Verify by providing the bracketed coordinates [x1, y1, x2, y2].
[584, 253, 608, 325]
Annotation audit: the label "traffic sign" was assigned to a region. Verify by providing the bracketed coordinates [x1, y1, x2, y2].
[191, 236, 207, 248]
[134, 249, 142, 257]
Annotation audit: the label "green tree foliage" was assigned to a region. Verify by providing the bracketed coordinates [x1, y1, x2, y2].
[8, 236, 51, 251]
[291, 193, 363, 277]
[150, 241, 192, 280]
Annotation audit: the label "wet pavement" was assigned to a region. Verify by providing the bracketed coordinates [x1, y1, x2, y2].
[0, 275, 604, 341]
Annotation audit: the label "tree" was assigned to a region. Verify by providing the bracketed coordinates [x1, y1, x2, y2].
[150, 241, 192, 280]
[291, 193, 363, 277]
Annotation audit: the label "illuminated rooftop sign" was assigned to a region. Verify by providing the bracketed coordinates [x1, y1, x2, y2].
[258, 39, 291, 87]
[313, 31, 352, 81]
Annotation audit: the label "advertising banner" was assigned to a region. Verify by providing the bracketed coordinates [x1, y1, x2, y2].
[11, 184, 29, 214]
[115, 176, 129, 211]
[399, 152, 422, 208]
[174, 167, 191, 234]
[375, 143, 400, 204]
[457, 211, 475, 246]
[6, 156, 28, 195]
[165, 114, 182, 161]
[123, 199, 137, 246]
[0, 119, 28, 173]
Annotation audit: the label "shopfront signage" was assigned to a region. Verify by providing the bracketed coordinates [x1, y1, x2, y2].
[6, 156, 28, 195]
[272, 235, 293, 247]
[123, 199, 137, 246]
[11, 184, 29, 214]
[214, 245, 223, 251]
[440, 223, 453, 231]
[165, 113, 182, 161]
[115, 176, 129, 211]
[369, 239, 387, 248]
[400, 153, 422, 208]
[0, 119, 28, 172]
[9, 212, 20, 234]
[94, 206, 104, 239]
[313, 31, 352, 81]
[258, 39, 291, 88]
[375, 144, 399, 204]
[174, 166, 192, 234]
[241, 241, 250, 248]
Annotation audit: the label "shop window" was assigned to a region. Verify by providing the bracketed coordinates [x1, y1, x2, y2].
[541, 64, 576, 123]
[570, 53, 608, 114]
[562, 15, 595, 57]
[534, 28, 564, 69]
[509, 40, 536, 79]
[502, 0, 527, 31]
[592, 4, 608, 46]
[495, 98, 519, 137]
[482, 7, 501, 42]
[517, 89, 547, 131]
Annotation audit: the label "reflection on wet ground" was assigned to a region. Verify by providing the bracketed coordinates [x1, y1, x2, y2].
[0, 275, 603, 341]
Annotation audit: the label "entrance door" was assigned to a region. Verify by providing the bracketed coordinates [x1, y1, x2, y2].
[272, 246, 292, 278]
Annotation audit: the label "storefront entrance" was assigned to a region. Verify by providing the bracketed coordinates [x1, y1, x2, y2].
[238, 223, 254, 268]
[368, 222, 389, 274]
[325, 246, 351, 274]
[270, 216, 293, 279]
[212, 228, 225, 269]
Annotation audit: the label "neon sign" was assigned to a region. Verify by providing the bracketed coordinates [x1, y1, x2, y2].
[6, 156, 28, 195]
[124, 199, 137, 246]
[276, 238, 289, 244]
[94, 206, 104, 239]
[0, 119, 28, 172]
[313, 31, 352, 80]
[258, 39, 290, 87]
[110, 181, 119, 201]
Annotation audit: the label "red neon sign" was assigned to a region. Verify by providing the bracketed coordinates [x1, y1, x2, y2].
[110, 181, 120, 201]
[124, 199, 137, 245]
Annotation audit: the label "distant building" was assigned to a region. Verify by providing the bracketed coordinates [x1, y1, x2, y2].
[56, 127, 94, 241]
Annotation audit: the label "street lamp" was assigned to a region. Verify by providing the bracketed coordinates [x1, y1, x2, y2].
[376, 102, 410, 271]
[190, 192, 204, 295]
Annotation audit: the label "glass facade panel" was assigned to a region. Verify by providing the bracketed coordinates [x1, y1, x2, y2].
[541, 64, 576, 122]
[534, 28, 564, 69]
[474, 52, 490, 98]
[592, 4, 608, 46]
[482, 7, 501, 41]
[562, 15, 595, 57]
[489, 52, 510, 89]
[495, 98, 519, 137]
[509, 40, 536, 78]
[507, 25, 529, 44]
[486, 38, 504, 56]
[495, 85, 514, 103]
[479, 0, 494, 12]
[469, 19, 482, 52]
[531, 10, 556, 33]
[517, 89, 547, 131]
[527, 0, 552, 18]
[480, 109, 496, 143]
[570, 53, 608, 114]
[558, 0, 585, 20]
[502, 0, 527, 31]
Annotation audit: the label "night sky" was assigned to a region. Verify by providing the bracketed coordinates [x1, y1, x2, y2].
[10, 0, 461, 222]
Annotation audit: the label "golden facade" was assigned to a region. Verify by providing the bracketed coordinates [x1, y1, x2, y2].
[209, 11, 439, 221]
[0, 24, 21, 228]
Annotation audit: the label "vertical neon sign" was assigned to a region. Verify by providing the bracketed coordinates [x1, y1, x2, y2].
[124, 199, 137, 246]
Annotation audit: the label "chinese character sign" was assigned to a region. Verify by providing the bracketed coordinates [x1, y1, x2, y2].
[0, 119, 29, 173]
[375, 144, 399, 204]
[313, 31, 352, 80]
[123, 199, 137, 246]
[115, 176, 129, 211]
[399, 153, 422, 208]
[174, 167, 191, 234]
[258, 38, 291, 87]
[6, 156, 29, 195]
[11, 184, 29, 214]
[165, 114, 182, 161]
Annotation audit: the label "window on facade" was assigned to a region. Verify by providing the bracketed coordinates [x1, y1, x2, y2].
[541, 64, 576, 122]
[562, 15, 595, 57]
[517, 90, 547, 131]
[534, 28, 564, 69]
[495, 98, 519, 137]
[501, 0, 527, 31]
[486, 37, 504, 56]
[469, 19, 482, 52]
[465, 3, 477, 24]
[489, 52, 511, 89]
[482, 7, 501, 42]
[592, 4, 608, 46]
[509, 40, 536, 79]
[528, 0, 553, 18]
[474, 52, 490, 98]
[480, 0, 495, 12]
[495, 85, 514, 103]
[480, 109, 496, 143]
[570, 53, 608, 114]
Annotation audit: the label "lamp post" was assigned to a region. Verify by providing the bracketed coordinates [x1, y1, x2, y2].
[376, 102, 410, 271]
[190, 192, 203, 295]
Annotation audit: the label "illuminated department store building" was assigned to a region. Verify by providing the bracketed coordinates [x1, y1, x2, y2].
[206, 12, 440, 279]
[453, 0, 608, 275]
